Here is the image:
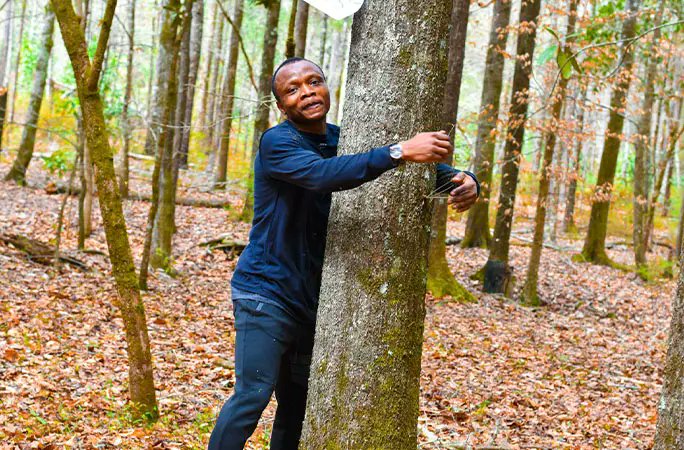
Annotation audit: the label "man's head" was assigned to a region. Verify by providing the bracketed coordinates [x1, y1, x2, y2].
[272, 58, 331, 127]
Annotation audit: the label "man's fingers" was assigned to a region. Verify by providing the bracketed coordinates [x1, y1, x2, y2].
[451, 172, 466, 184]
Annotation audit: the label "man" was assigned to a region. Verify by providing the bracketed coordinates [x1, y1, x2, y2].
[208, 57, 479, 450]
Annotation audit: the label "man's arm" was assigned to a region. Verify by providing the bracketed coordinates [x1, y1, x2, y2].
[436, 164, 480, 213]
[435, 164, 480, 197]
[260, 130, 451, 193]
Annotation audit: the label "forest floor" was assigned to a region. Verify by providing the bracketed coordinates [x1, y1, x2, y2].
[0, 160, 676, 449]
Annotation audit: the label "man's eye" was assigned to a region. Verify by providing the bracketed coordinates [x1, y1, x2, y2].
[311, 80, 320, 85]
[288, 88, 297, 94]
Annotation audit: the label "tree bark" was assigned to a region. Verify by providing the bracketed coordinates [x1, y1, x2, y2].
[562, 84, 587, 233]
[198, 1, 217, 131]
[119, 0, 136, 198]
[294, 0, 308, 58]
[461, 0, 512, 249]
[51, 0, 158, 419]
[655, 248, 684, 448]
[204, 12, 225, 151]
[0, 88, 6, 152]
[8, 0, 27, 124]
[482, 0, 542, 294]
[426, 0, 474, 302]
[520, 0, 577, 305]
[178, 0, 203, 169]
[0, 0, 11, 88]
[632, 1, 663, 268]
[214, 0, 244, 189]
[300, 0, 452, 447]
[5, 5, 55, 185]
[285, 0, 298, 58]
[238, 0, 281, 223]
[581, 0, 640, 265]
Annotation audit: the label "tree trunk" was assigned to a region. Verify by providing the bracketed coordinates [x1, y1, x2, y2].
[285, 0, 297, 58]
[0, 88, 6, 152]
[562, 85, 587, 233]
[178, 0, 203, 169]
[482, 0, 542, 294]
[300, 0, 452, 447]
[0, 0, 11, 88]
[294, 0, 308, 58]
[204, 13, 224, 151]
[318, 14, 328, 64]
[461, 0, 512, 249]
[214, 0, 244, 189]
[632, 1, 663, 268]
[5, 5, 55, 185]
[662, 161, 674, 217]
[8, 0, 27, 124]
[655, 250, 684, 448]
[238, 0, 281, 223]
[520, 0, 577, 305]
[150, 0, 189, 271]
[426, 0, 474, 302]
[581, 0, 640, 265]
[51, 0, 158, 419]
[198, 0, 217, 131]
[119, 0, 136, 198]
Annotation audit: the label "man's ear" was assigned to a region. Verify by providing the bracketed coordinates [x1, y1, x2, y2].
[276, 101, 287, 117]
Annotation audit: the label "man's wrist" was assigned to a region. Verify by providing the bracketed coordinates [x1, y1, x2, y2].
[389, 143, 404, 167]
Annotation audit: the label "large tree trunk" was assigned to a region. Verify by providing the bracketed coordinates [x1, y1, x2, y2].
[655, 250, 684, 447]
[300, 0, 451, 447]
[520, 0, 577, 306]
[482, 0, 542, 294]
[238, 0, 281, 223]
[214, 0, 244, 189]
[426, 0, 474, 302]
[632, 1, 663, 268]
[119, 0, 136, 198]
[581, 0, 639, 265]
[461, 0, 512, 249]
[51, 0, 158, 419]
[294, 0, 308, 58]
[178, 0, 203, 169]
[5, 5, 55, 185]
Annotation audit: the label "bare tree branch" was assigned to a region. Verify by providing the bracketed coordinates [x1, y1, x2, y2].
[88, 0, 118, 90]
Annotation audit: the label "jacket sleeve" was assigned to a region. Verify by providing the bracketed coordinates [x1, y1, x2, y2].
[259, 130, 397, 193]
[435, 164, 481, 197]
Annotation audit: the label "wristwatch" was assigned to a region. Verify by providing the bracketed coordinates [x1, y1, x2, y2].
[389, 143, 403, 161]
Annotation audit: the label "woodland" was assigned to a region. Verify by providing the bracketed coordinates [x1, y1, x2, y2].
[0, 0, 683, 448]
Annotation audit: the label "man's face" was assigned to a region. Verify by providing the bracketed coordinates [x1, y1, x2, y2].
[274, 61, 331, 124]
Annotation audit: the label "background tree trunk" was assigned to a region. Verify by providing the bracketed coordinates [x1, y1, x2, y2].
[301, 0, 451, 446]
[520, 0, 577, 305]
[581, 0, 639, 265]
[204, 14, 224, 153]
[238, 0, 281, 223]
[482, 0, 542, 294]
[426, 0, 474, 302]
[294, 0, 308, 57]
[8, 0, 27, 124]
[214, 0, 244, 189]
[461, 0, 512, 249]
[119, 0, 136, 198]
[5, 5, 55, 185]
[285, 0, 298, 58]
[51, 0, 158, 419]
[563, 85, 587, 232]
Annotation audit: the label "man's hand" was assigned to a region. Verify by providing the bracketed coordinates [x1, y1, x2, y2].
[448, 172, 478, 212]
[400, 131, 452, 163]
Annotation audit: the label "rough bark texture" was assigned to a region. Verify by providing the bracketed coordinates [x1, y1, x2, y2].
[119, 0, 136, 198]
[426, 0, 474, 302]
[300, 1, 451, 447]
[520, 0, 577, 306]
[483, 0, 542, 294]
[51, 0, 157, 419]
[632, 2, 663, 267]
[461, 0, 512, 249]
[655, 250, 684, 448]
[294, 0, 308, 58]
[5, 5, 55, 185]
[238, 0, 280, 223]
[214, 0, 244, 189]
[581, 0, 639, 265]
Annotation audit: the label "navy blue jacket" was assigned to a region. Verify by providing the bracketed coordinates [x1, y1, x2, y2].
[231, 121, 478, 323]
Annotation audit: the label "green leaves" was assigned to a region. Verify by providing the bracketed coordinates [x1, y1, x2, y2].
[537, 44, 558, 66]
[543, 27, 581, 79]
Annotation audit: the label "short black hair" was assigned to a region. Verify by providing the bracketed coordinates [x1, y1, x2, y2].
[271, 57, 326, 101]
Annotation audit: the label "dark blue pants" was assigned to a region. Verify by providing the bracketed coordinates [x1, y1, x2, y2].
[207, 291, 315, 450]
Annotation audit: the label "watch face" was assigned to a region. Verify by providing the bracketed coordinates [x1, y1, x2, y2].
[389, 144, 402, 159]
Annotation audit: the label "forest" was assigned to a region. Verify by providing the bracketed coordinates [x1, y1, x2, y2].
[0, 0, 683, 448]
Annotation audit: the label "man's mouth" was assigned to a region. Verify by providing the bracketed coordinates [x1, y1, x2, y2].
[302, 101, 323, 111]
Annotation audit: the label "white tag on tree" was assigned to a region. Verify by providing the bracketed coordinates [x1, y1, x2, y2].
[302, 0, 364, 20]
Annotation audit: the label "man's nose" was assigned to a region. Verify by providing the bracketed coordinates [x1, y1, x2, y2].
[300, 84, 315, 98]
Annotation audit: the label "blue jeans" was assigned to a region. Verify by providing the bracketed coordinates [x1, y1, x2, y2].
[207, 289, 315, 450]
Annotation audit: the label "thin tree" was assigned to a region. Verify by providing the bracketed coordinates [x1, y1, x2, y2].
[198, 0, 218, 131]
[119, 0, 136, 198]
[461, 0, 512, 248]
[285, 0, 298, 58]
[5, 5, 55, 185]
[520, 0, 578, 305]
[214, 0, 244, 189]
[426, 0, 474, 301]
[8, 0, 27, 124]
[581, 0, 640, 265]
[51, 0, 157, 418]
[301, 0, 452, 446]
[294, 0, 308, 57]
[562, 84, 588, 232]
[238, 0, 281, 223]
[482, 0, 543, 294]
